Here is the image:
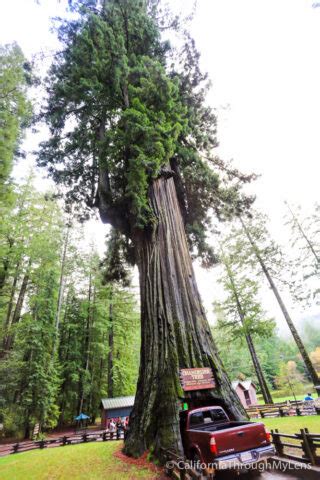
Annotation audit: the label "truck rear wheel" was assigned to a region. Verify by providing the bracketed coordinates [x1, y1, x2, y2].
[191, 452, 215, 478]
[192, 453, 202, 472]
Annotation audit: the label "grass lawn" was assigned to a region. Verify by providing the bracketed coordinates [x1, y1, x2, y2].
[257, 415, 320, 434]
[257, 394, 307, 404]
[0, 441, 162, 480]
[257, 414, 320, 457]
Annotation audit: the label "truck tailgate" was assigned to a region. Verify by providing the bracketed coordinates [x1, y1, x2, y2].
[214, 422, 268, 456]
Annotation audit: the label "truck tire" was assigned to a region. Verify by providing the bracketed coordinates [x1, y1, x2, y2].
[191, 452, 215, 478]
[191, 452, 203, 474]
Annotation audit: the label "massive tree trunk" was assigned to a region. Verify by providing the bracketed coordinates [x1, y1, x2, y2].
[240, 217, 320, 395]
[123, 175, 246, 458]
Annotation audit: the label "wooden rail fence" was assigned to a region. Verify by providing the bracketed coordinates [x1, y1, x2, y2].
[271, 428, 320, 466]
[0, 429, 124, 457]
[246, 400, 320, 419]
[1, 426, 320, 471]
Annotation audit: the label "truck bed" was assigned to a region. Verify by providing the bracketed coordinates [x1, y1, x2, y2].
[181, 406, 274, 468]
[187, 421, 269, 457]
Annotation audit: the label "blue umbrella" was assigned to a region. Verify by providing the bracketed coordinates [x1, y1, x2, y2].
[75, 413, 90, 421]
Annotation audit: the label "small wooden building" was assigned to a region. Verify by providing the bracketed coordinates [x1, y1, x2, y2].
[232, 380, 258, 408]
[100, 396, 135, 428]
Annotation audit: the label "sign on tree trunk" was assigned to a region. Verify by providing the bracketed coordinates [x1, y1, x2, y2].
[180, 368, 216, 391]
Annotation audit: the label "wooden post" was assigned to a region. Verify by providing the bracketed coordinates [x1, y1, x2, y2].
[305, 428, 318, 465]
[12, 443, 19, 454]
[301, 428, 316, 466]
[271, 429, 284, 457]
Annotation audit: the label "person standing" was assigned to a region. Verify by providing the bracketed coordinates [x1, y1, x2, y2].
[304, 393, 316, 415]
[109, 419, 116, 439]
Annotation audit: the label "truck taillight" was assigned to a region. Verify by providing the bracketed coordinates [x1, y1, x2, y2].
[210, 436, 218, 455]
[265, 429, 271, 443]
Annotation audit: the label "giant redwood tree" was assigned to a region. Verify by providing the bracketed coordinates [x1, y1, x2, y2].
[38, 0, 254, 457]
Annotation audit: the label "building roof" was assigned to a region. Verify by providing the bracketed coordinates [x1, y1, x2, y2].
[232, 381, 245, 390]
[241, 380, 256, 391]
[232, 380, 256, 391]
[101, 396, 135, 410]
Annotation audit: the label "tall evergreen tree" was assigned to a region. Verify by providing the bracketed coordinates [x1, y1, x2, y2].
[57, 240, 139, 425]
[15, 268, 61, 438]
[284, 202, 320, 305]
[285, 202, 320, 265]
[217, 244, 274, 404]
[0, 177, 63, 356]
[235, 213, 320, 395]
[101, 229, 138, 398]
[38, 0, 254, 456]
[0, 43, 33, 199]
[0, 179, 141, 436]
[0, 189, 63, 437]
[58, 289, 86, 425]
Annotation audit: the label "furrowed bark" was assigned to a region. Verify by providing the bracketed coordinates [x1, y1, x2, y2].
[122, 175, 246, 458]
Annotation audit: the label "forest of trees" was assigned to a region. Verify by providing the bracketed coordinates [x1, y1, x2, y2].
[214, 208, 320, 402]
[0, 0, 319, 461]
[0, 175, 318, 439]
[0, 177, 140, 437]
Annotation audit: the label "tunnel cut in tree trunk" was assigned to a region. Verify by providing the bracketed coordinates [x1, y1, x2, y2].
[122, 174, 246, 458]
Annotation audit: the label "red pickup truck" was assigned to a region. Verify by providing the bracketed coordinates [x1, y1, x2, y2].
[180, 406, 274, 474]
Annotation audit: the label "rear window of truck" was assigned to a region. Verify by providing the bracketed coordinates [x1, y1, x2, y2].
[189, 408, 228, 426]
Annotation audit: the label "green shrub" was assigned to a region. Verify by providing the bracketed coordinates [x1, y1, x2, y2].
[0, 408, 22, 439]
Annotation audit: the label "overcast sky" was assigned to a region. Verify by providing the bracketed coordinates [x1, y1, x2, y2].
[1, 0, 319, 336]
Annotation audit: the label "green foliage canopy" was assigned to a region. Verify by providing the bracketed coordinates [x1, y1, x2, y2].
[38, 0, 254, 265]
[0, 43, 32, 197]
